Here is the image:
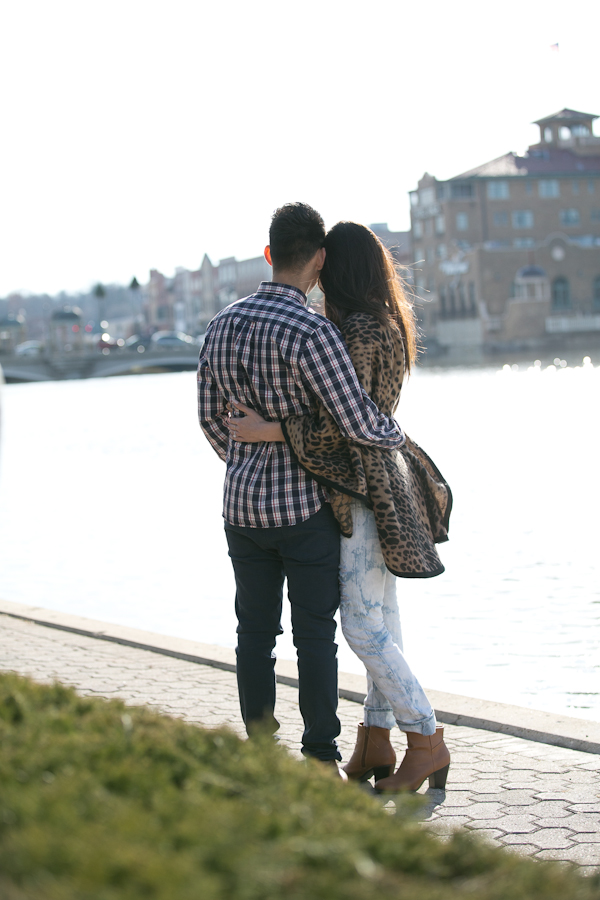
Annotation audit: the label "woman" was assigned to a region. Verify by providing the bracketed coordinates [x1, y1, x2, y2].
[226, 222, 452, 792]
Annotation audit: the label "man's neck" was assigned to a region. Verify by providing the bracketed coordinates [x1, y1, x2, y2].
[271, 270, 314, 297]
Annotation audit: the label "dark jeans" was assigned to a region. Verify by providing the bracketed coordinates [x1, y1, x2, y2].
[225, 504, 341, 761]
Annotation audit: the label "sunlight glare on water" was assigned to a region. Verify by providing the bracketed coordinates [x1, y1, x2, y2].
[0, 360, 598, 720]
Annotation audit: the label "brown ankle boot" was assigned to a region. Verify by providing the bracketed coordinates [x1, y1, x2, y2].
[343, 723, 396, 782]
[374, 726, 450, 793]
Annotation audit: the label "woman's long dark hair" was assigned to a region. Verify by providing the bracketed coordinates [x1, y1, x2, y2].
[320, 222, 417, 371]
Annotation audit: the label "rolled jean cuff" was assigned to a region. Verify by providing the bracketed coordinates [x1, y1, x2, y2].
[364, 707, 396, 730]
[364, 707, 437, 736]
[397, 710, 437, 736]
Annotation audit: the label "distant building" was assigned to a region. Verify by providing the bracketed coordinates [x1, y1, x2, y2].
[145, 269, 175, 333]
[49, 307, 83, 353]
[198, 254, 218, 330]
[173, 266, 203, 333]
[2, 293, 49, 342]
[144, 253, 270, 335]
[233, 255, 271, 302]
[369, 224, 412, 268]
[410, 108, 600, 351]
[215, 255, 271, 318]
[0, 312, 26, 352]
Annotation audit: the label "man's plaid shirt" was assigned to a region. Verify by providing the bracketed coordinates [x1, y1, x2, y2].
[197, 281, 405, 528]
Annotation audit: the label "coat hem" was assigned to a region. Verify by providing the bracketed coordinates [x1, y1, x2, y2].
[405, 440, 453, 536]
[386, 562, 446, 579]
[282, 419, 447, 579]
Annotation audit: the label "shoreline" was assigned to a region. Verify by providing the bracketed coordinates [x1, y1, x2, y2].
[1, 597, 599, 756]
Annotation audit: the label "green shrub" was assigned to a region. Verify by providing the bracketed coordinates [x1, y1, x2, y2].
[0, 672, 598, 899]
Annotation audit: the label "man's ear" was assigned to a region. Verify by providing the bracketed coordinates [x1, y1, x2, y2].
[264, 246, 272, 266]
[316, 247, 326, 271]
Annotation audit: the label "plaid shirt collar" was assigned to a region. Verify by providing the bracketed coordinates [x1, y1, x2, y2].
[255, 281, 308, 307]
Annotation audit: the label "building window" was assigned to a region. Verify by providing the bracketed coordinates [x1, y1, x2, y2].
[526, 182, 533, 194]
[413, 246, 423, 261]
[514, 238, 535, 249]
[544, 127, 552, 142]
[439, 286, 447, 317]
[560, 208, 580, 227]
[487, 180, 509, 199]
[588, 180, 595, 195]
[450, 182, 474, 199]
[552, 277, 571, 310]
[435, 215, 445, 235]
[512, 210, 533, 229]
[426, 247, 435, 264]
[493, 211, 508, 226]
[436, 244, 447, 259]
[591, 209, 600, 222]
[410, 192, 419, 206]
[456, 212, 468, 231]
[449, 285, 456, 315]
[539, 179, 560, 198]
[425, 219, 433, 237]
[420, 187, 435, 206]
[468, 282, 476, 313]
[436, 185, 446, 200]
[594, 277, 600, 311]
[572, 181, 580, 195]
[413, 220, 423, 238]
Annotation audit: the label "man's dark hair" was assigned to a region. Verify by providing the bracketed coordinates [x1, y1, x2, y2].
[269, 203, 325, 272]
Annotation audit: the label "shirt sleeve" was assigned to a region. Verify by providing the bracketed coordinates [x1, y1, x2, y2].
[298, 323, 405, 449]
[197, 353, 229, 462]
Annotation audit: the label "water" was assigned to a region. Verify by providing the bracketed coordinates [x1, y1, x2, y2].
[0, 361, 599, 720]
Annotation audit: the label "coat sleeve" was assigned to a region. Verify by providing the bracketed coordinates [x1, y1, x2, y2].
[281, 323, 385, 523]
[297, 322, 404, 449]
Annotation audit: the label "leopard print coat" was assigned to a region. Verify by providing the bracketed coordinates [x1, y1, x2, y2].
[281, 313, 452, 578]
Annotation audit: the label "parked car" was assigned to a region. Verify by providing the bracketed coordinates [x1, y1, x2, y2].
[124, 334, 152, 352]
[150, 331, 195, 348]
[97, 335, 124, 351]
[14, 340, 44, 356]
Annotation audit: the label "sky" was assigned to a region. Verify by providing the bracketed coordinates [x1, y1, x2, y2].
[1, 0, 598, 296]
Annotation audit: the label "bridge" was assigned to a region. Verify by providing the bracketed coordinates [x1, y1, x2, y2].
[0, 347, 201, 382]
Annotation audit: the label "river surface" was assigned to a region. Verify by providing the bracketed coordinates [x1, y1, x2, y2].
[0, 359, 599, 720]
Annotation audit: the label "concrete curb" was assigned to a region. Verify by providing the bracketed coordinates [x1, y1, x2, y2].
[1, 597, 600, 755]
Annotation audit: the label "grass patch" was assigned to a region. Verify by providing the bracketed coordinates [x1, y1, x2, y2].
[0, 671, 598, 899]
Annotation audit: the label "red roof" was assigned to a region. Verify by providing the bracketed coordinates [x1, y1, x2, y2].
[453, 147, 600, 180]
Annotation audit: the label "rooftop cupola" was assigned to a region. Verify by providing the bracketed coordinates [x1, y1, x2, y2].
[534, 108, 598, 147]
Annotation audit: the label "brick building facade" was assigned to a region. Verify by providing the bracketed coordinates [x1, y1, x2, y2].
[410, 108, 600, 352]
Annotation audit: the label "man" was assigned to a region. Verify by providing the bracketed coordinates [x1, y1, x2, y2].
[197, 203, 404, 769]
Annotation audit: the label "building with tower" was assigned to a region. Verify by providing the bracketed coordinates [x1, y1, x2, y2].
[410, 108, 600, 353]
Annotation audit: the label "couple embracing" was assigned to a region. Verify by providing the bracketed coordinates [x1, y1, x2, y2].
[197, 203, 452, 792]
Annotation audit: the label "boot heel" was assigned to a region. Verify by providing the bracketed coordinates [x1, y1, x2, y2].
[373, 765, 393, 781]
[428, 764, 449, 789]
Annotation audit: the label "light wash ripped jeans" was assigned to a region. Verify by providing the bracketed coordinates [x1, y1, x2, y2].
[339, 499, 437, 736]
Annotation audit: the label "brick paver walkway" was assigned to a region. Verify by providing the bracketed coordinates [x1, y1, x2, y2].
[1, 613, 599, 871]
